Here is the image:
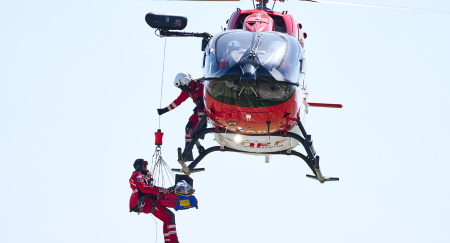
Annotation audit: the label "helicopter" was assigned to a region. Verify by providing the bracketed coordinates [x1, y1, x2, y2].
[146, 0, 342, 184]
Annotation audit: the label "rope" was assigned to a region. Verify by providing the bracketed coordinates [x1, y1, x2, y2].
[158, 37, 167, 129]
[151, 146, 175, 188]
[150, 214, 158, 243]
[152, 36, 170, 243]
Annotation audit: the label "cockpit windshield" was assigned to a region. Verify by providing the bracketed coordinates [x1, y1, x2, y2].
[203, 30, 304, 84]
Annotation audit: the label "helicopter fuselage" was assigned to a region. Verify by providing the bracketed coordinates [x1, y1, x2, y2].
[145, 2, 340, 182]
[202, 8, 308, 153]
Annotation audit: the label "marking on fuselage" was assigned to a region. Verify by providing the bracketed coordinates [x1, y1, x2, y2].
[222, 136, 288, 149]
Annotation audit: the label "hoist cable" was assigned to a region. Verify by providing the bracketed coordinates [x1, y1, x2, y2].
[158, 37, 167, 129]
[161, 159, 175, 188]
[151, 147, 162, 186]
[151, 146, 175, 188]
[150, 214, 158, 243]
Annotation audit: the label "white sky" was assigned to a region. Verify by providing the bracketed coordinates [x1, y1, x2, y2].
[1, 0, 450, 242]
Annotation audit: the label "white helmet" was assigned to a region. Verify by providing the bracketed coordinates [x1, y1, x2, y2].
[174, 72, 192, 88]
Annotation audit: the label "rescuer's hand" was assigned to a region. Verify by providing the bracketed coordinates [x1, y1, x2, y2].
[159, 188, 170, 194]
[157, 107, 169, 115]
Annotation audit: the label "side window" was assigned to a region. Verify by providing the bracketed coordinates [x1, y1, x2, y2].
[202, 53, 206, 68]
[202, 43, 211, 68]
[300, 58, 306, 74]
[300, 58, 306, 88]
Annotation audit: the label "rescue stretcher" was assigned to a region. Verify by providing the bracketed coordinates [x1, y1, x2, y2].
[159, 175, 198, 211]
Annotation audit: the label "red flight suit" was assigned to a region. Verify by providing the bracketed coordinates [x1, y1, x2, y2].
[129, 171, 179, 243]
[163, 80, 205, 143]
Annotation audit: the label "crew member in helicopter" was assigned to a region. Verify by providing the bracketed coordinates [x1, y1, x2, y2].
[219, 40, 242, 70]
[157, 72, 206, 161]
[129, 159, 180, 243]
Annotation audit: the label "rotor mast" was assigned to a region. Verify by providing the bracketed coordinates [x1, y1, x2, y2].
[254, 0, 286, 11]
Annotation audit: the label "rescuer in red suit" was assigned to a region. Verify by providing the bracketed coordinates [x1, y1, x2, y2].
[157, 72, 206, 161]
[129, 159, 179, 243]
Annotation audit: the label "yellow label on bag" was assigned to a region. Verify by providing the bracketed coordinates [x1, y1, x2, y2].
[179, 199, 191, 207]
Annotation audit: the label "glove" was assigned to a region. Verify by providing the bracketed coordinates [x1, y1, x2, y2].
[157, 107, 169, 115]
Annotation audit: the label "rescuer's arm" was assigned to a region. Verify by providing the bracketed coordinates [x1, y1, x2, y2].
[157, 90, 189, 115]
[134, 174, 160, 194]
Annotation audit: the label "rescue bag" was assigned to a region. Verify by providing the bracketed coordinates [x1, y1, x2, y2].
[174, 194, 198, 211]
[172, 175, 198, 211]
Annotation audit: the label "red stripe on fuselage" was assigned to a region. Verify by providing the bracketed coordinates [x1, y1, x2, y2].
[204, 90, 302, 134]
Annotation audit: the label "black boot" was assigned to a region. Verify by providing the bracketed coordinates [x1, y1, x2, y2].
[185, 142, 194, 161]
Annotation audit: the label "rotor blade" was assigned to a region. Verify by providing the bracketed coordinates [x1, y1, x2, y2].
[301, 0, 450, 14]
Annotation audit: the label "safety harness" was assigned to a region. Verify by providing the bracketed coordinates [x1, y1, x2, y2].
[130, 173, 160, 214]
[187, 81, 204, 112]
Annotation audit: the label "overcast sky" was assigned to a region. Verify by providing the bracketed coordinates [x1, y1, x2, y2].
[1, 1, 450, 242]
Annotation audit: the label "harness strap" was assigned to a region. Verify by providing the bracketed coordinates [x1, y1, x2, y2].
[150, 200, 157, 214]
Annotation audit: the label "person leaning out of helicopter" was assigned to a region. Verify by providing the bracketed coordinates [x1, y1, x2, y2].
[157, 72, 206, 161]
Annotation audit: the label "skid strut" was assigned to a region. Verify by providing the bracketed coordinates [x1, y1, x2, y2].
[172, 116, 339, 183]
[172, 147, 205, 175]
[296, 120, 339, 183]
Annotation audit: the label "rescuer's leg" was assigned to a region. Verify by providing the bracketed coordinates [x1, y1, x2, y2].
[196, 110, 206, 140]
[153, 203, 178, 243]
[188, 113, 205, 154]
[184, 117, 195, 161]
[184, 140, 194, 161]
[158, 193, 178, 208]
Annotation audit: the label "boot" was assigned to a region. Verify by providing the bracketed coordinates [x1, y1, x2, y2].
[185, 152, 194, 161]
[184, 142, 194, 161]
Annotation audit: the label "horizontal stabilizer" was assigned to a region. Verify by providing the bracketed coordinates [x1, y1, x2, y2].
[190, 168, 205, 173]
[306, 174, 339, 183]
[308, 102, 343, 108]
[172, 168, 205, 173]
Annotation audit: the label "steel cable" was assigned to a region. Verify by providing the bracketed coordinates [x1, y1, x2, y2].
[158, 37, 167, 129]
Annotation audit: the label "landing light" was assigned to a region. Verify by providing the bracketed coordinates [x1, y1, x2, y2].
[227, 120, 237, 126]
[234, 134, 243, 143]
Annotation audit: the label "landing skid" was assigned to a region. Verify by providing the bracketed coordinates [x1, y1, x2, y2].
[172, 115, 339, 183]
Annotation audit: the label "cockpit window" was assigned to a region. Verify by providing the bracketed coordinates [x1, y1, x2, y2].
[215, 31, 253, 68]
[203, 30, 303, 107]
[203, 30, 303, 84]
[255, 35, 287, 69]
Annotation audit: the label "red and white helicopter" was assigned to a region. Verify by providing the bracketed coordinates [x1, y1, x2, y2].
[146, 0, 342, 183]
